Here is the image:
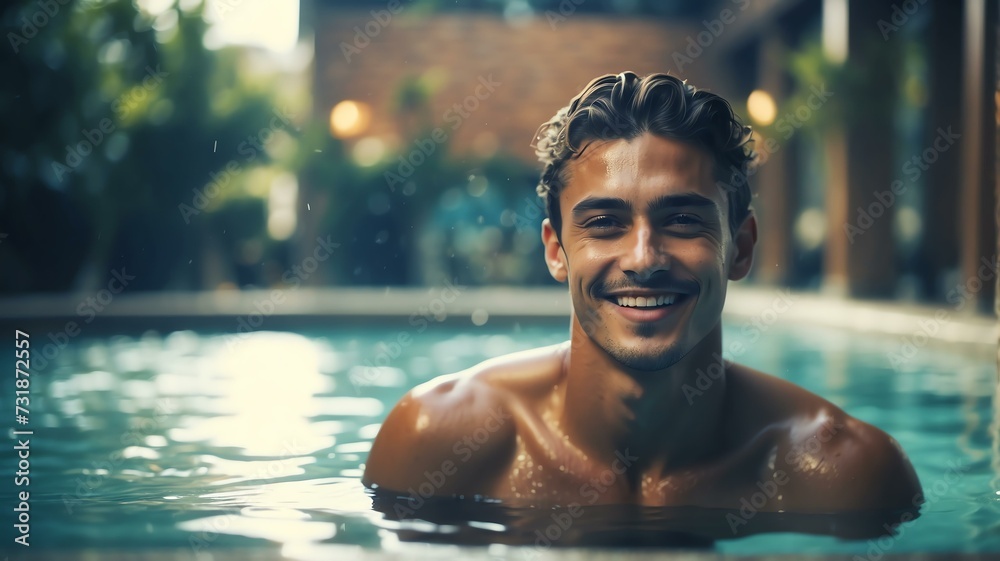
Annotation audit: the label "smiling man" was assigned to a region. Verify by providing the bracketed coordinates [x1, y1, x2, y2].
[363, 72, 922, 513]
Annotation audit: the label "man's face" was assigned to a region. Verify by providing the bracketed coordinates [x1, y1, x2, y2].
[542, 133, 755, 371]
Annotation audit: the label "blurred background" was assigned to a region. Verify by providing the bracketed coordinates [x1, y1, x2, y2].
[1, 0, 997, 312]
[2, 3, 998, 555]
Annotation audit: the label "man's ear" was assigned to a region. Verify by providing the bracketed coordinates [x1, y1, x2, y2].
[541, 218, 568, 283]
[728, 211, 757, 281]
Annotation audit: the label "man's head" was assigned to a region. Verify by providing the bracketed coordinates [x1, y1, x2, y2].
[535, 71, 757, 372]
[535, 71, 754, 239]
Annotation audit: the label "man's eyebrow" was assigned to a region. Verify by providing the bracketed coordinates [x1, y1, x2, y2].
[571, 193, 720, 218]
[648, 193, 720, 213]
[571, 197, 632, 217]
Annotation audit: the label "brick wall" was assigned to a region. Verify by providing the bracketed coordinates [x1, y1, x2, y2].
[314, 8, 718, 163]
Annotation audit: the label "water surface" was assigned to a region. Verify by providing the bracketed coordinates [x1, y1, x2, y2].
[1, 320, 997, 557]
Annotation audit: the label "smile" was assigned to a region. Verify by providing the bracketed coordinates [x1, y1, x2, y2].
[613, 294, 677, 308]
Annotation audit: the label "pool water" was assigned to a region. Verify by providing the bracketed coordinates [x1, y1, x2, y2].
[2, 319, 998, 557]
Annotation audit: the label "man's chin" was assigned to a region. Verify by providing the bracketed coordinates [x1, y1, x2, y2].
[601, 339, 687, 372]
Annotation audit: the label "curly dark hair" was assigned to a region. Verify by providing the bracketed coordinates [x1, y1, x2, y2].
[533, 71, 755, 239]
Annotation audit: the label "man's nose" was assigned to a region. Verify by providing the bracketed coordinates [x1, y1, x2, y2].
[619, 222, 670, 281]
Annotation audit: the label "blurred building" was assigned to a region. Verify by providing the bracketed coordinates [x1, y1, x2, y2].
[306, 0, 997, 310]
[312, 6, 720, 163]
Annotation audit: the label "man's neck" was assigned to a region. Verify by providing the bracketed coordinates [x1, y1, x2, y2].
[558, 320, 729, 477]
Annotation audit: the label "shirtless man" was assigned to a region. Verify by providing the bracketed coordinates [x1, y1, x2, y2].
[363, 72, 922, 514]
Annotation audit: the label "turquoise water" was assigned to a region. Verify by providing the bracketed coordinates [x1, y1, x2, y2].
[2, 319, 998, 557]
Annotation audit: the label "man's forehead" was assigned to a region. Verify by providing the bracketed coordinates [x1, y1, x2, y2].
[565, 134, 723, 202]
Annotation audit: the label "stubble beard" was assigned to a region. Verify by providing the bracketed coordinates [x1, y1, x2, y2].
[576, 305, 687, 372]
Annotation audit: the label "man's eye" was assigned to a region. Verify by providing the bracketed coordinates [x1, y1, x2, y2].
[584, 215, 622, 229]
[667, 214, 701, 227]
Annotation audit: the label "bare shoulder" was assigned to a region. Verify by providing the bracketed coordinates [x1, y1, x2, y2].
[362, 342, 567, 494]
[728, 363, 923, 511]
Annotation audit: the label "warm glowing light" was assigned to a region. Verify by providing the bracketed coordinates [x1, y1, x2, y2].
[351, 137, 385, 167]
[747, 90, 778, 126]
[193, 333, 333, 459]
[330, 101, 371, 138]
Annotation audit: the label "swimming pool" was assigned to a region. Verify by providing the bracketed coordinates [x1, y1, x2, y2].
[2, 314, 998, 559]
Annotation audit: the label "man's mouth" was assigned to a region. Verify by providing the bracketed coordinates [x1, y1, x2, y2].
[602, 292, 688, 323]
[612, 294, 679, 308]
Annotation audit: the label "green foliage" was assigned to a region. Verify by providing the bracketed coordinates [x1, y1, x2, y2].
[0, 0, 289, 291]
[779, 35, 903, 134]
[0, 0, 544, 291]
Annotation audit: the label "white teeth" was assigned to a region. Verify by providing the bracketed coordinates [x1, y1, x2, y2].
[614, 294, 678, 308]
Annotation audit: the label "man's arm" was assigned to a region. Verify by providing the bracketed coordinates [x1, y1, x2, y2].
[362, 372, 517, 497]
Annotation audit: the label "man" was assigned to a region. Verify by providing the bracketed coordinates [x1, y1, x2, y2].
[363, 72, 922, 513]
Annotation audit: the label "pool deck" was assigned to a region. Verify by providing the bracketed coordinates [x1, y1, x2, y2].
[0, 285, 994, 355]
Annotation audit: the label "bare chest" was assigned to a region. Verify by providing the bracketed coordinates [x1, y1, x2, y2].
[487, 430, 789, 510]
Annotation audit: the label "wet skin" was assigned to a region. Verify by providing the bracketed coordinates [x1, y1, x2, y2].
[363, 134, 923, 513]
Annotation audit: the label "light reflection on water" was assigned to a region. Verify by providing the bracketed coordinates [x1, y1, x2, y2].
[2, 323, 999, 555]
